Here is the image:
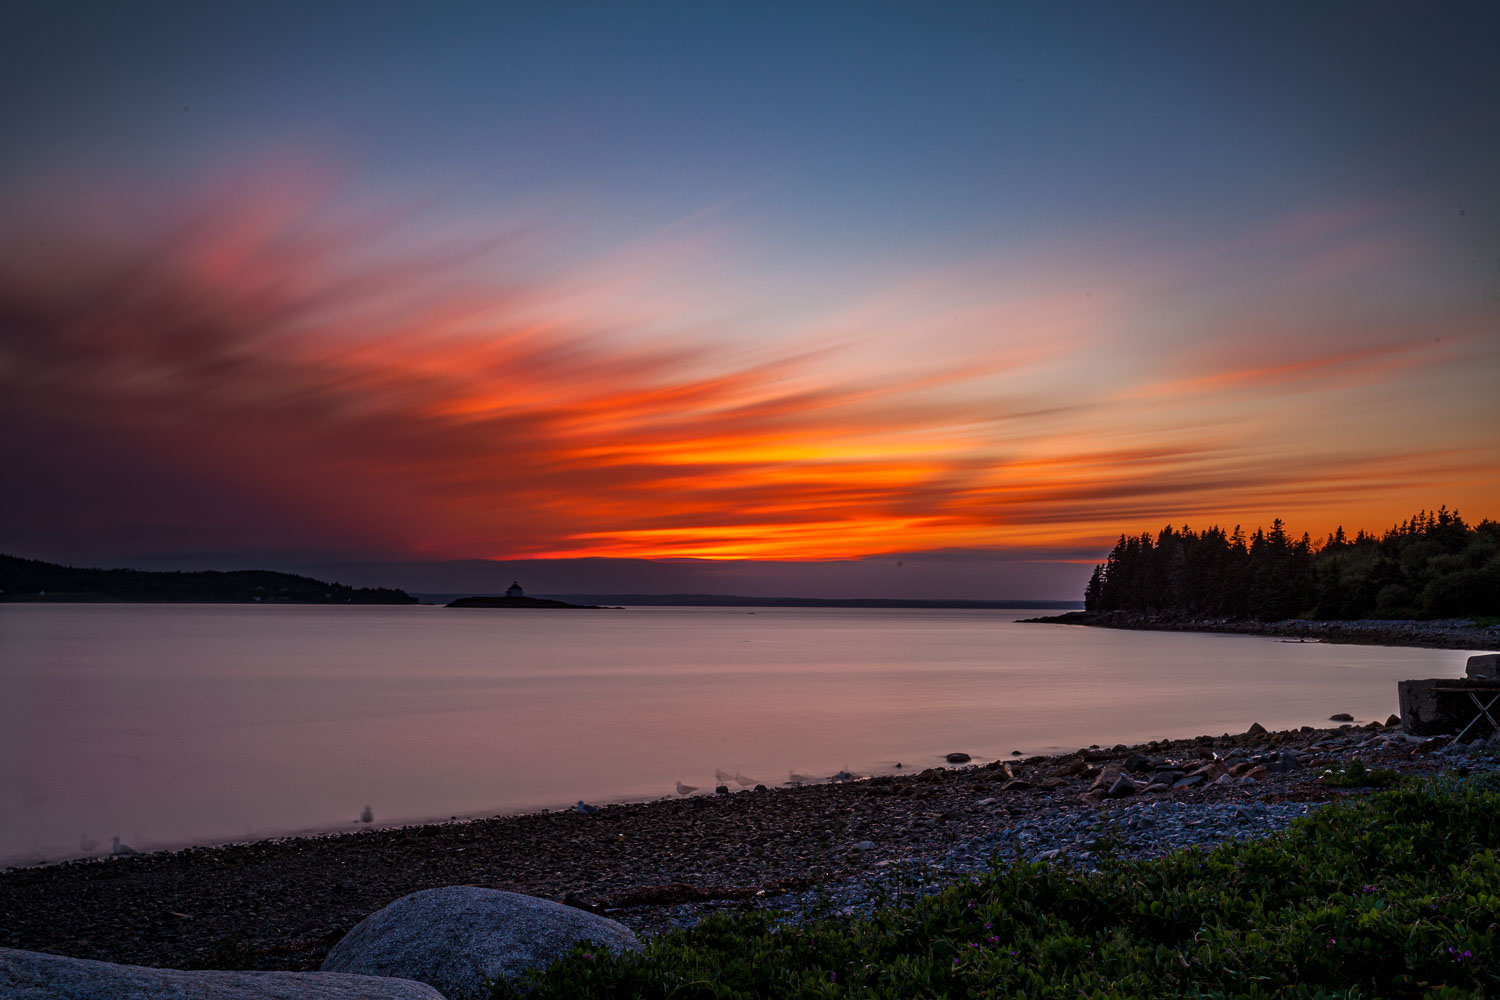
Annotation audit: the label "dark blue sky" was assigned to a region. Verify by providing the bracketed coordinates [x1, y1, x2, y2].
[7, 3, 1494, 248]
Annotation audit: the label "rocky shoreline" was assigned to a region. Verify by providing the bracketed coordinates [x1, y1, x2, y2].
[5, 717, 1497, 973]
[1020, 610, 1500, 650]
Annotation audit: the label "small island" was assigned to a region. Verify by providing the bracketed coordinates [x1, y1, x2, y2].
[446, 582, 604, 609]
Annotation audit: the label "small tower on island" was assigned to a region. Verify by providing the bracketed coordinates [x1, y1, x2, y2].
[504, 581, 524, 598]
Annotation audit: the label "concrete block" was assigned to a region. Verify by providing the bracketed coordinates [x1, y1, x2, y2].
[1398, 678, 1500, 737]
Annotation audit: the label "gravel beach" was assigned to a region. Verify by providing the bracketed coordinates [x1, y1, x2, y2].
[5, 717, 1497, 972]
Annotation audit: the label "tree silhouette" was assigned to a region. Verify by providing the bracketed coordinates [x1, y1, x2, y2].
[1082, 509, 1498, 621]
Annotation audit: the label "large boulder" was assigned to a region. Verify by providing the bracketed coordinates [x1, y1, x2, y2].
[322, 886, 640, 999]
[1467, 653, 1500, 680]
[0, 946, 443, 1000]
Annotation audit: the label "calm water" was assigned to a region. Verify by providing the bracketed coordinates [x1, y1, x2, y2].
[0, 604, 1479, 867]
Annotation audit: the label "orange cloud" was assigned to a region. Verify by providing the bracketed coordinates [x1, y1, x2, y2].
[2, 171, 1495, 566]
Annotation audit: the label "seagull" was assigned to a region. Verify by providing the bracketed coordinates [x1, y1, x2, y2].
[714, 768, 737, 783]
[111, 836, 139, 856]
[788, 770, 815, 785]
[733, 772, 757, 787]
[360, 806, 373, 824]
[675, 781, 698, 795]
[80, 834, 99, 857]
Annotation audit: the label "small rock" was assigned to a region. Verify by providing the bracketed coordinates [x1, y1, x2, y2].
[945, 752, 972, 763]
[715, 785, 730, 795]
[851, 840, 876, 852]
[556, 890, 601, 913]
[1122, 753, 1150, 773]
[1172, 774, 1205, 788]
[1106, 774, 1138, 798]
[574, 801, 598, 814]
[1001, 779, 1032, 791]
[1246, 722, 1268, 736]
[1385, 714, 1402, 727]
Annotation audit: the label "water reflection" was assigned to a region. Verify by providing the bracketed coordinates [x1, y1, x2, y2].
[0, 604, 1474, 866]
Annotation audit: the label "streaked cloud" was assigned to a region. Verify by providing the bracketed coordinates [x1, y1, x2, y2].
[1, 167, 1495, 570]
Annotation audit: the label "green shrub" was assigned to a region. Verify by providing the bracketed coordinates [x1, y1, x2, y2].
[497, 779, 1500, 999]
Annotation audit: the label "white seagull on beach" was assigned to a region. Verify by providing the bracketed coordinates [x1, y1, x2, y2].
[714, 768, 737, 783]
[360, 806, 373, 824]
[733, 772, 757, 787]
[787, 770, 815, 785]
[675, 781, 698, 795]
[80, 834, 99, 856]
[111, 836, 139, 856]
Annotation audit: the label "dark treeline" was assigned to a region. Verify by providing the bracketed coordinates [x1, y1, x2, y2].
[1083, 507, 1500, 621]
[0, 554, 418, 604]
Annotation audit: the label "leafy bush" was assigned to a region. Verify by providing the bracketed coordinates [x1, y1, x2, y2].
[497, 779, 1500, 999]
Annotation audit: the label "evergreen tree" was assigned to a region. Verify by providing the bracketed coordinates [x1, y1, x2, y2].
[1079, 509, 1498, 621]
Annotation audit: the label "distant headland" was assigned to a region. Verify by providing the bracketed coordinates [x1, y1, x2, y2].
[1023, 507, 1500, 650]
[0, 554, 418, 605]
[1070, 508, 1498, 622]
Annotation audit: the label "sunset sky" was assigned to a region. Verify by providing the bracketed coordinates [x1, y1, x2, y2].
[2, 3, 1497, 598]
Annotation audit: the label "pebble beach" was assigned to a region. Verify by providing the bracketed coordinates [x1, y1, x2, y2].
[4, 715, 1496, 973]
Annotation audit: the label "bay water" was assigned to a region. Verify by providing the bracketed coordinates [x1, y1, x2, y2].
[0, 603, 1477, 867]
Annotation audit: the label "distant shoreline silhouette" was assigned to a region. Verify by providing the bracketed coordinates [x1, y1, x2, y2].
[0, 554, 417, 605]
